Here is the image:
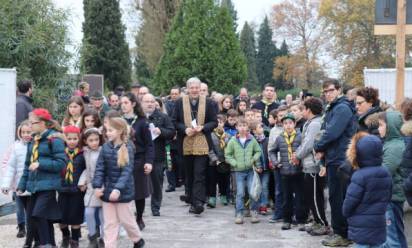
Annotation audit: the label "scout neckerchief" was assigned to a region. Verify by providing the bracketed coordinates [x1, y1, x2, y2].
[284, 130, 297, 162]
[214, 128, 227, 149]
[261, 98, 274, 119]
[65, 147, 80, 184]
[124, 114, 138, 127]
[30, 134, 42, 164]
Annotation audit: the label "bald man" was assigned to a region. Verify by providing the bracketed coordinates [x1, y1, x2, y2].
[141, 94, 175, 216]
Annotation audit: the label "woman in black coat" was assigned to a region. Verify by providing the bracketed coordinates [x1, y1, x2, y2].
[120, 93, 154, 230]
[355, 87, 382, 135]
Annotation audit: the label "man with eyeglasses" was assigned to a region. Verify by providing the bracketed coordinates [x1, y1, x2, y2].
[314, 79, 357, 247]
[141, 93, 175, 216]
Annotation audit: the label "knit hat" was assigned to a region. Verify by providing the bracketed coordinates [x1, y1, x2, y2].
[281, 113, 296, 122]
[63, 125, 81, 134]
[356, 135, 383, 168]
[32, 108, 52, 121]
[90, 90, 104, 100]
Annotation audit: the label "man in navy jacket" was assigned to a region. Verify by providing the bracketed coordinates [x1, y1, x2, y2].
[314, 79, 357, 247]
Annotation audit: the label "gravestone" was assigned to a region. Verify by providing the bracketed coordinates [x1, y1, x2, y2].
[82, 74, 104, 94]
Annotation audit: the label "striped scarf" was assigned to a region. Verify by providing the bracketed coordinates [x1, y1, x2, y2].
[30, 135, 41, 164]
[65, 148, 80, 184]
[284, 130, 296, 162]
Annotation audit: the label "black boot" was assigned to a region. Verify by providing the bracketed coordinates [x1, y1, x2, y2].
[136, 218, 145, 231]
[87, 234, 99, 248]
[134, 239, 145, 248]
[60, 236, 70, 248]
[17, 223, 26, 238]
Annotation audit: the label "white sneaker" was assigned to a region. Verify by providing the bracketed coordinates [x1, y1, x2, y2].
[251, 211, 260, 224]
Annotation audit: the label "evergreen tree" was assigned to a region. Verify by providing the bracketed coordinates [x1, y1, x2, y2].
[220, 0, 238, 33]
[239, 22, 258, 90]
[153, 0, 246, 94]
[81, 0, 131, 90]
[256, 16, 277, 87]
[279, 39, 289, 56]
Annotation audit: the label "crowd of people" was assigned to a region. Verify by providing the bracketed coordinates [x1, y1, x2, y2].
[2, 77, 412, 248]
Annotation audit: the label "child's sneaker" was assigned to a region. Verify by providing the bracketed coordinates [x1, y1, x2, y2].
[250, 211, 260, 223]
[207, 197, 216, 208]
[281, 222, 291, 230]
[269, 216, 283, 223]
[309, 225, 331, 236]
[220, 195, 228, 206]
[235, 214, 244, 224]
[297, 224, 306, 231]
[259, 206, 268, 215]
[304, 223, 321, 233]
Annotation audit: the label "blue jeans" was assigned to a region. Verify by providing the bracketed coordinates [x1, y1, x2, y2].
[85, 207, 104, 237]
[354, 244, 383, 248]
[259, 171, 270, 207]
[272, 169, 283, 219]
[234, 170, 258, 215]
[382, 201, 408, 248]
[14, 192, 26, 225]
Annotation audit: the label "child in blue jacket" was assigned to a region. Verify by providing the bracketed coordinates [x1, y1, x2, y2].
[343, 133, 392, 247]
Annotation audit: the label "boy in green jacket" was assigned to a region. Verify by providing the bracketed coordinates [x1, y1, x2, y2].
[377, 111, 408, 247]
[225, 117, 262, 224]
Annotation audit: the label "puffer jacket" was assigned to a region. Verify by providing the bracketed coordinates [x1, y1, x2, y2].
[295, 116, 322, 174]
[1, 140, 30, 195]
[382, 111, 406, 202]
[343, 135, 392, 246]
[225, 134, 262, 172]
[269, 131, 302, 176]
[92, 142, 135, 203]
[17, 129, 67, 193]
[208, 130, 231, 165]
[401, 120, 412, 206]
[60, 149, 85, 193]
[78, 147, 102, 207]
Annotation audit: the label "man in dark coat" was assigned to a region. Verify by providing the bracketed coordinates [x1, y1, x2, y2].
[314, 79, 357, 247]
[252, 83, 279, 126]
[172, 77, 217, 215]
[16, 79, 33, 130]
[164, 87, 184, 192]
[141, 94, 175, 216]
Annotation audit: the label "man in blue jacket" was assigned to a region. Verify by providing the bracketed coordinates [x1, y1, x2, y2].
[314, 79, 357, 247]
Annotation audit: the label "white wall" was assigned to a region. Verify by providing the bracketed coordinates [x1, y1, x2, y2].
[0, 69, 16, 205]
[364, 68, 412, 105]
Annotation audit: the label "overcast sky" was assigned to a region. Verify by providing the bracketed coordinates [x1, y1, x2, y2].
[54, 0, 276, 50]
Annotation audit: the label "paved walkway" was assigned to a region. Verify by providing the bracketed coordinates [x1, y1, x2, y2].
[1, 187, 412, 247]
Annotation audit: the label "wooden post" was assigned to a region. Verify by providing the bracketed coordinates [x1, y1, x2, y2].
[396, 0, 406, 106]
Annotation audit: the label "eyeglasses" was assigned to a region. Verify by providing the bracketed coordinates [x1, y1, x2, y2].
[323, 88, 336, 94]
[356, 100, 366, 106]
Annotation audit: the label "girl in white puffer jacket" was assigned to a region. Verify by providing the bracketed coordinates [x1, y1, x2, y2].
[1, 120, 33, 244]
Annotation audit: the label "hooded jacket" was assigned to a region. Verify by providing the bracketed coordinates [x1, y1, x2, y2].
[401, 120, 412, 206]
[314, 96, 357, 166]
[358, 104, 382, 136]
[295, 116, 322, 174]
[343, 135, 392, 246]
[17, 129, 67, 193]
[382, 111, 406, 203]
[225, 134, 262, 172]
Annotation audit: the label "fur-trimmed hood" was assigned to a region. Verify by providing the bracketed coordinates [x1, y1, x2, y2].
[347, 132, 383, 169]
[401, 120, 412, 136]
